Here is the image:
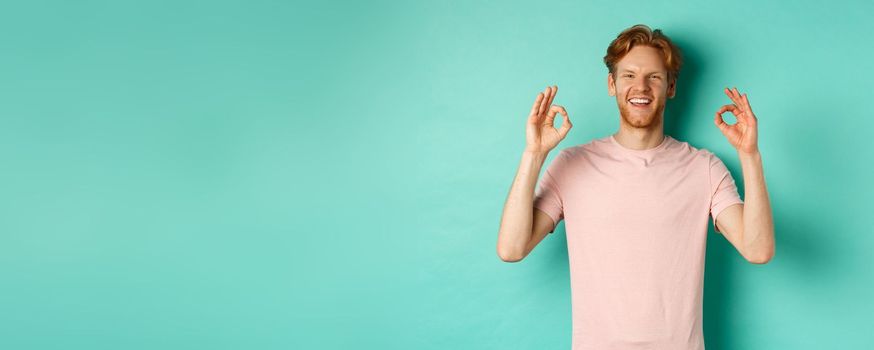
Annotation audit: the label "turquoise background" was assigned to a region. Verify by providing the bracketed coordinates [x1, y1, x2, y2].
[1, 0, 872, 349]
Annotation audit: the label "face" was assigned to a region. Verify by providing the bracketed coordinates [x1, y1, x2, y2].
[607, 45, 676, 130]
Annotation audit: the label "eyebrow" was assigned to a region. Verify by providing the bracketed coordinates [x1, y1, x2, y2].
[619, 69, 665, 74]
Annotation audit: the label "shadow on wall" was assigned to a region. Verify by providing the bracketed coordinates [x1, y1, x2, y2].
[661, 33, 743, 350]
[665, 33, 748, 350]
[663, 35, 699, 139]
[667, 35, 848, 349]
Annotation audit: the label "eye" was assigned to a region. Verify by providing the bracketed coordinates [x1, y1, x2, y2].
[622, 74, 634, 78]
[650, 75, 662, 80]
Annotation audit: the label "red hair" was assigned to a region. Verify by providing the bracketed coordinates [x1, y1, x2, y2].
[603, 24, 683, 83]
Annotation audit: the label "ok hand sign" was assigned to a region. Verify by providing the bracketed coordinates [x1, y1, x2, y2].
[714, 87, 759, 155]
[526, 85, 572, 154]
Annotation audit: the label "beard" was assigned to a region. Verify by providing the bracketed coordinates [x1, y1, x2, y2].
[618, 100, 665, 130]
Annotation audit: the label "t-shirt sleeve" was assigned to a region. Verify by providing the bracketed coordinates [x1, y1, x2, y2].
[533, 151, 566, 233]
[709, 152, 744, 233]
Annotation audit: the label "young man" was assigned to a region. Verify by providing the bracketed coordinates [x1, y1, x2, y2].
[496, 24, 775, 349]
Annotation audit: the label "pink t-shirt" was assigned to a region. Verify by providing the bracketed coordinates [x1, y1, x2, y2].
[533, 134, 743, 350]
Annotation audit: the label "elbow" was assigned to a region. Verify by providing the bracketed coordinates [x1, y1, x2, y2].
[747, 255, 772, 264]
[746, 249, 775, 265]
[744, 231, 776, 265]
[496, 245, 525, 263]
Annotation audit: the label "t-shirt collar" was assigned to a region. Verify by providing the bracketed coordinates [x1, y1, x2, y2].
[609, 134, 672, 157]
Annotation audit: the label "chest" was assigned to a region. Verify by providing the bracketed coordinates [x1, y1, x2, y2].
[560, 160, 710, 235]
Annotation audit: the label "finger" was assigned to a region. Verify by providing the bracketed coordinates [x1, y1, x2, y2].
[716, 104, 738, 116]
[540, 86, 555, 117]
[733, 90, 755, 119]
[723, 87, 735, 105]
[558, 107, 572, 138]
[550, 105, 567, 122]
[728, 87, 745, 107]
[545, 104, 563, 125]
[529, 92, 544, 118]
[739, 93, 758, 125]
[545, 85, 558, 110]
[724, 87, 741, 106]
[537, 86, 551, 116]
[714, 112, 730, 134]
[741, 93, 754, 114]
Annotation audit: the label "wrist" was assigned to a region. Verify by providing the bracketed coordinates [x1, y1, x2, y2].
[738, 150, 763, 169]
[523, 148, 550, 157]
[738, 150, 761, 161]
[522, 148, 550, 163]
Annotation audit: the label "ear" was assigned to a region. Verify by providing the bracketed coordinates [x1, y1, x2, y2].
[607, 73, 616, 96]
[667, 78, 677, 99]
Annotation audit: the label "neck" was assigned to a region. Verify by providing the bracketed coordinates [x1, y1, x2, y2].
[612, 125, 666, 150]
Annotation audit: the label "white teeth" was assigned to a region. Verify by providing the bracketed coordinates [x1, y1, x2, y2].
[629, 98, 651, 104]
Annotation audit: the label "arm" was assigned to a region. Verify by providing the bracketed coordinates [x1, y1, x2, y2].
[714, 151, 775, 263]
[497, 85, 572, 262]
[496, 150, 560, 262]
[713, 87, 775, 264]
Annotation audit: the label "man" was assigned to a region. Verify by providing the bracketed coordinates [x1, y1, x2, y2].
[495, 24, 775, 350]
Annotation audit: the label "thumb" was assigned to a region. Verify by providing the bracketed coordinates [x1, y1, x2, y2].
[714, 112, 729, 134]
[557, 107, 572, 138]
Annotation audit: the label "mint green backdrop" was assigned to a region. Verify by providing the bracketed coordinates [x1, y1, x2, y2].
[1, 0, 872, 349]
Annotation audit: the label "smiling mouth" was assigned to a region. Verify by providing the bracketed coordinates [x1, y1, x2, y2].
[628, 97, 652, 107]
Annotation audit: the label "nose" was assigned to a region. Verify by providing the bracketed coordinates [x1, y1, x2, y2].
[632, 75, 651, 92]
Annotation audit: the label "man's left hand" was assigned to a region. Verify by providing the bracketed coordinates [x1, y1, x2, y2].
[714, 87, 759, 155]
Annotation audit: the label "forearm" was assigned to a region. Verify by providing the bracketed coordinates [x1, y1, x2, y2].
[738, 151, 775, 262]
[497, 150, 548, 260]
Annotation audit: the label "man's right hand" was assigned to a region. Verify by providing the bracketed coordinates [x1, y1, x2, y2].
[525, 85, 572, 154]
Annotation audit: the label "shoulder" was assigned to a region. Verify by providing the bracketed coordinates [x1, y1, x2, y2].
[541, 137, 608, 177]
[668, 137, 737, 178]
[559, 135, 613, 159]
[667, 136, 719, 163]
